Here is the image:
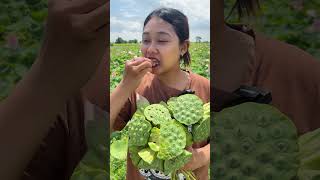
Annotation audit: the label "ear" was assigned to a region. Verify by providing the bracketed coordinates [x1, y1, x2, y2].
[180, 40, 190, 56]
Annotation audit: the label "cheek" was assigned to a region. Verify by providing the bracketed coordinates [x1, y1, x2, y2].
[140, 45, 147, 56]
[161, 46, 180, 64]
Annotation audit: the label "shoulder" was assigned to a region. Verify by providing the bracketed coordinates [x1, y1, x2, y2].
[190, 71, 209, 87]
[254, 31, 320, 81]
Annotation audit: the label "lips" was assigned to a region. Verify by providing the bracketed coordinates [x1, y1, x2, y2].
[148, 57, 160, 68]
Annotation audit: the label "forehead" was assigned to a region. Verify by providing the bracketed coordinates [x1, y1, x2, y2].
[143, 16, 176, 37]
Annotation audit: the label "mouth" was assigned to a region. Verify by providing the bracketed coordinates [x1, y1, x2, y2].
[148, 57, 160, 68]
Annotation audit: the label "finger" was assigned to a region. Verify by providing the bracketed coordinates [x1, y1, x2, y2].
[69, 0, 109, 14]
[85, 2, 109, 32]
[135, 60, 152, 72]
[137, 67, 152, 79]
[127, 57, 147, 66]
[181, 163, 192, 171]
[140, 67, 152, 75]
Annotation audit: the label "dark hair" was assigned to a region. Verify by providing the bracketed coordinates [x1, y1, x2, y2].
[143, 7, 191, 66]
[226, 0, 261, 20]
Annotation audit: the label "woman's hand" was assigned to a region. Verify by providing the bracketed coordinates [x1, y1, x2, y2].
[182, 143, 210, 171]
[120, 57, 153, 92]
[182, 144, 210, 171]
[38, 0, 109, 95]
[110, 57, 152, 131]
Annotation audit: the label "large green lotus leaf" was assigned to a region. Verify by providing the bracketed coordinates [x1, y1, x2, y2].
[148, 142, 160, 152]
[137, 156, 164, 172]
[298, 128, 320, 159]
[163, 150, 192, 175]
[129, 146, 144, 167]
[138, 148, 156, 164]
[110, 136, 128, 160]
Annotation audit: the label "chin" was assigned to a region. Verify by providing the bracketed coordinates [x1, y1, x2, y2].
[151, 66, 161, 75]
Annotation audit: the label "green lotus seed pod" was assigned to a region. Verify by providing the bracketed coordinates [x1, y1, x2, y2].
[144, 104, 171, 125]
[136, 94, 150, 113]
[149, 127, 160, 143]
[128, 118, 152, 146]
[157, 121, 186, 160]
[212, 102, 299, 180]
[170, 94, 204, 125]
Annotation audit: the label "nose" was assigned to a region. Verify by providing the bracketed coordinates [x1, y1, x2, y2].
[146, 41, 158, 55]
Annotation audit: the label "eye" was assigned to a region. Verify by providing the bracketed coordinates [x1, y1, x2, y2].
[142, 39, 150, 44]
[158, 40, 168, 43]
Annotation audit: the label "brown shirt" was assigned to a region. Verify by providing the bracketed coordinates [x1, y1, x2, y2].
[224, 24, 320, 135]
[22, 92, 87, 180]
[113, 71, 210, 180]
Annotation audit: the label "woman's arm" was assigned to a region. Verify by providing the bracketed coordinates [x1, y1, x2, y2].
[182, 143, 210, 179]
[110, 58, 152, 131]
[0, 0, 109, 178]
[81, 53, 109, 112]
[110, 82, 134, 131]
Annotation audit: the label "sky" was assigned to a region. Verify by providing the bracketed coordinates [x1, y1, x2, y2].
[110, 0, 210, 42]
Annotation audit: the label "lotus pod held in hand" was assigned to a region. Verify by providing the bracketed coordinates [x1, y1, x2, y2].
[193, 102, 210, 142]
[192, 116, 210, 142]
[171, 94, 204, 125]
[167, 97, 178, 116]
[212, 102, 299, 180]
[138, 156, 165, 172]
[149, 127, 160, 143]
[136, 93, 150, 113]
[144, 104, 171, 125]
[157, 121, 186, 160]
[163, 150, 192, 175]
[176, 121, 193, 147]
[128, 117, 152, 146]
[129, 146, 144, 166]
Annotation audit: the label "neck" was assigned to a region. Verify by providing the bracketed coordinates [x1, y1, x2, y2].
[157, 65, 187, 89]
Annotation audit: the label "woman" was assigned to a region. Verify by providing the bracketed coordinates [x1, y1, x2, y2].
[213, 0, 320, 135]
[110, 8, 210, 180]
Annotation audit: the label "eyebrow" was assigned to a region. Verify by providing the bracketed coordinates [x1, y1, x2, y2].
[142, 31, 172, 37]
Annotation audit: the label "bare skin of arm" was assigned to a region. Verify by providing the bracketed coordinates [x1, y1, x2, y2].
[110, 58, 152, 132]
[81, 52, 109, 112]
[182, 143, 210, 179]
[0, 0, 108, 179]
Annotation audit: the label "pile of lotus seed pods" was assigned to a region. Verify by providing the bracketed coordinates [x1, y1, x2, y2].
[126, 94, 210, 179]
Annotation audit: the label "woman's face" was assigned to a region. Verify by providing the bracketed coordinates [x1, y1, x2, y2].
[141, 16, 183, 75]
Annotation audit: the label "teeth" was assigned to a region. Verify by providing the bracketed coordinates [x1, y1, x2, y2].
[150, 58, 160, 68]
